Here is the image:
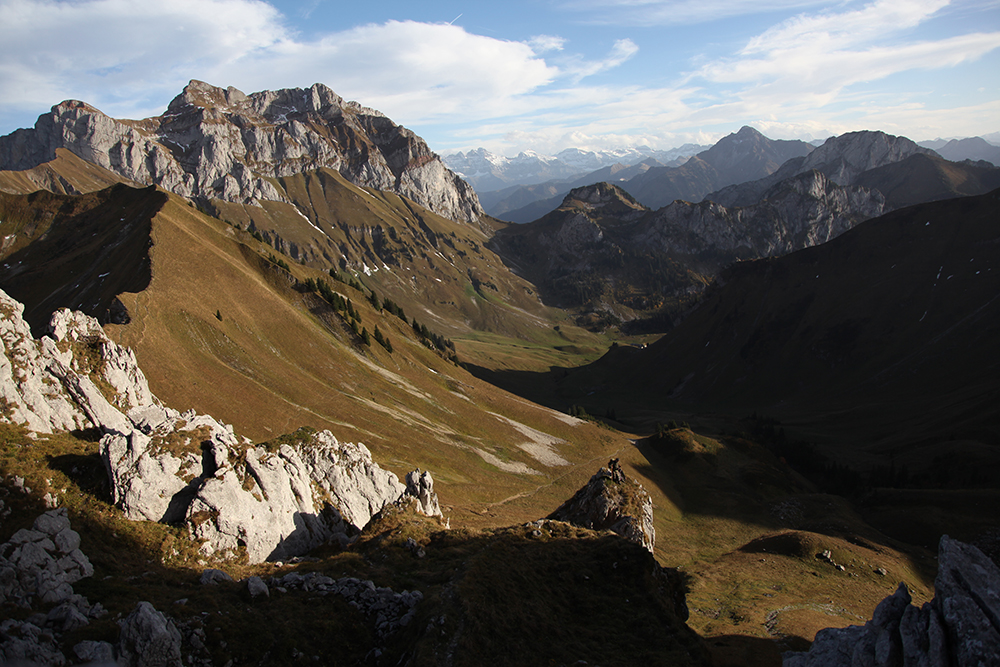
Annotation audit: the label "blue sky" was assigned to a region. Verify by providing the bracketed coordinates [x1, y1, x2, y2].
[0, 0, 998, 156]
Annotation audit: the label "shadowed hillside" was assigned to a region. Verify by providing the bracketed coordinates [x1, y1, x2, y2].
[551, 189, 1000, 489]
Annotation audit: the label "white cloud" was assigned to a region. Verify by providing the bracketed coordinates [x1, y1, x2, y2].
[0, 0, 997, 157]
[743, 0, 951, 53]
[692, 0, 1000, 125]
[0, 0, 289, 120]
[529, 35, 567, 52]
[0, 3, 563, 130]
[563, 0, 832, 26]
[563, 39, 640, 81]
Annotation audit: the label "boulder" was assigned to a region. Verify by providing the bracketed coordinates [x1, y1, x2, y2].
[0, 508, 94, 607]
[198, 568, 234, 586]
[117, 601, 183, 667]
[246, 576, 269, 599]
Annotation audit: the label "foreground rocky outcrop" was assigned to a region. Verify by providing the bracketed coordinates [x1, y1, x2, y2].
[0, 508, 110, 666]
[784, 535, 1000, 667]
[547, 458, 656, 553]
[0, 80, 483, 226]
[0, 288, 442, 563]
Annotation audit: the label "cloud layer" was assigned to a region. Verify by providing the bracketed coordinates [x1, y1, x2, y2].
[0, 0, 997, 155]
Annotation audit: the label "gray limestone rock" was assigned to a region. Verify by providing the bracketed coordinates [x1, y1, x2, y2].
[198, 568, 234, 585]
[0, 508, 94, 607]
[0, 80, 484, 226]
[0, 289, 444, 566]
[783, 535, 1000, 667]
[405, 469, 442, 518]
[272, 572, 422, 639]
[547, 458, 656, 553]
[0, 289, 156, 435]
[73, 639, 116, 663]
[0, 619, 67, 666]
[246, 575, 269, 599]
[117, 602, 183, 667]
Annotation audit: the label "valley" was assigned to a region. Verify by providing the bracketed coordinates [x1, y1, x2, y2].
[0, 81, 997, 666]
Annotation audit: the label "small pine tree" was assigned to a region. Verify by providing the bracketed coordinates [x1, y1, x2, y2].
[361, 327, 371, 346]
[215, 309, 223, 321]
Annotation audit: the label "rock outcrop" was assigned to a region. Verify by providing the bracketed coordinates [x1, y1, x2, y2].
[489, 177, 883, 314]
[784, 535, 1000, 666]
[0, 289, 152, 434]
[0, 80, 484, 225]
[0, 508, 106, 666]
[547, 458, 656, 553]
[0, 288, 442, 563]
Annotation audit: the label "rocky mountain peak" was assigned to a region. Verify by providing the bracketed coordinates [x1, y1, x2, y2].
[799, 130, 936, 185]
[0, 81, 483, 225]
[167, 79, 249, 113]
[563, 182, 645, 211]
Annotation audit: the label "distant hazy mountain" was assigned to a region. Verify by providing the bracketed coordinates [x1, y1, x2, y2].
[920, 137, 1000, 166]
[443, 144, 704, 193]
[486, 158, 666, 223]
[621, 126, 814, 209]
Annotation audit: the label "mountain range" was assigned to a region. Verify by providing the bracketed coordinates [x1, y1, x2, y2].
[0, 79, 998, 666]
[443, 144, 704, 193]
[463, 128, 1000, 224]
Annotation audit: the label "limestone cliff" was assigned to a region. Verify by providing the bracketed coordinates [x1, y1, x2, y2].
[0, 80, 483, 226]
[0, 288, 442, 563]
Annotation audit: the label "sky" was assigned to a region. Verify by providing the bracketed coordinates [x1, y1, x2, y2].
[0, 0, 998, 156]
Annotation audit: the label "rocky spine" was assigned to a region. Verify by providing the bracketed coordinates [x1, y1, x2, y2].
[0, 288, 442, 563]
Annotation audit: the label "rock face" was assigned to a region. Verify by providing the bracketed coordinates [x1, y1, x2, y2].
[0, 288, 152, 434]
[177, 429, 427, 563]
[638, 170, 886, 258]
[547, 458, 656, 553]
[709, 130, 936, 208]
[623, 125, 814, 209]
[0, 288, 442, 563]
[784, 535, 1000, 666]
[0, 80, 483, 225]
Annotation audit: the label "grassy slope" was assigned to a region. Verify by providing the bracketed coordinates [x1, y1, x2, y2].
[49, 188, 622, 529]
[0, 147, 131, 195]
[0, 184, 159, 332]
